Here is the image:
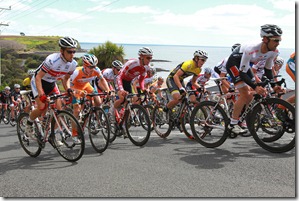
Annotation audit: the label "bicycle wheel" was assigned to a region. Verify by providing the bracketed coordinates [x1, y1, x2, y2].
[190, 101, 229, 148]
[88, 107, 110, 153]
[125, 104, 151, 146]
[51, 110, 85, 162]
[143, 105, 155, 131]
[248, 98, 295, 153]
[17, 113, 42, 157]
[181, 105, 195, 140]
[152, 105, 172, 138]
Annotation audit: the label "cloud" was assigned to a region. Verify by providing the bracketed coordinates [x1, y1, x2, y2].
[43, 8, 92, 21]
[268, 0, 295, 12]
[89, 4, 161, 14]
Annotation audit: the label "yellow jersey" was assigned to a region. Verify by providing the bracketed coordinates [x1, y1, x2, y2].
[168, 60, 201, 81]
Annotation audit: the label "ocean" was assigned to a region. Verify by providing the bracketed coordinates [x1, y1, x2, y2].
[78, 43, 295, 90]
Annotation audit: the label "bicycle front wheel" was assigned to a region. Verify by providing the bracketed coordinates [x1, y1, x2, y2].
[248, 98, 295, 153]
[190, 101, 229, 148]
[17, 113, 41, 157]
[51, 110, 85, 162]
[88, 107, 110, 153]
[125, 104, 151, 146]
[152, 105, 172, 138]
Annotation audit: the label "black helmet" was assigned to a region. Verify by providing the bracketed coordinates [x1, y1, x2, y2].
[231, 43, 241, 52]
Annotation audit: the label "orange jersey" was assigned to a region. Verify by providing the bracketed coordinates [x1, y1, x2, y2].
[70, 67, 103, 88]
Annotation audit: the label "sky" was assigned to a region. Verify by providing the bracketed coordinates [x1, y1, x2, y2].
[0, 0, 297, 49]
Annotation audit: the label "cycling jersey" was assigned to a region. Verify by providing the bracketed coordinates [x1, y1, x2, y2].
[31, 53, 77, 98]
[0, 91, 11, 104]
[35, 53, 77, 83]
[70, 67, 103, 88]
[168, 60, 201, 81]
[252, 60, 267, 80]
[132, 75, 155, 88]
[22, 77, 31, 90]
[117, 59, 149, 91]
[226, 43, 279, 88]
[214, 57, 228, 75]
[286, 52, 295, 81]
[102, 68, 118, 90]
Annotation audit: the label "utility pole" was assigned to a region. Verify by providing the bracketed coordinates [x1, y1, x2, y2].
[0, 6, 11, 86]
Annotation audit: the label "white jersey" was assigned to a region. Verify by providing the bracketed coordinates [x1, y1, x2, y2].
[35, 53, 77, 83]
[132, 76, 155, 88]
[215, 57, 229, 74]
[102, 68, 117, 83]
[251, 60, 266, 79]
[238, 43, 279, 73]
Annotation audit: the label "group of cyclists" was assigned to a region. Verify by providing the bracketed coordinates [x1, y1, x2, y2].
[1, 23, 295, 151]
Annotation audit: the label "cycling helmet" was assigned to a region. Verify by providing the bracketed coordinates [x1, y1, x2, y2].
[112, 60, 123, 69]
[82, 54, 98, 67]
[260, 24, 283, 37]
[4, 86, 10, 90]
[27, 69, 35, 76]
[138, 47, 153, 56]
[275, 56, 284, 65]
[148, 67, 156, 75]
[231, 43, 241, 52]
[193, 50, 208, 59]
[204, 67, 212, 74]
[59, 36, 78, 48]
[14, 84, 20, 88]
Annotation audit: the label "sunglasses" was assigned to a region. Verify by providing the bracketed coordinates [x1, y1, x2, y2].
[146, 57, 152, 60]
[269, 38, 281, 42]
[87, 65, 96, 69]
[199, 58, 207, 62]
[66, 50, 76, 54]
[15, 88, 20, 89]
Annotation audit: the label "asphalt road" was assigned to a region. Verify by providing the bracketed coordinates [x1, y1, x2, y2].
[0, 120, 295, 199]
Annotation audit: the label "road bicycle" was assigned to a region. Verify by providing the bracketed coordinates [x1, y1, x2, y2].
[152, 88, 208, 140]
[77, 91, 110, 153]
[104, 92, 151, 146]
[190, 78, 295, 153]
[16, 93, 85, 162]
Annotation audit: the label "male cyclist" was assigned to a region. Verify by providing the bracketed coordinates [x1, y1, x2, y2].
[285, 52, 295, 104]
[226, 24, 283, 135]
[70, 53, 110, 130]
[22, 69, 35, 90]
[165, 49, 208, 111]
[10, 84, 22, 125]
[114, 47, 153, 110]
[0, 86, 11, 123]
[25, 36, 79, 144]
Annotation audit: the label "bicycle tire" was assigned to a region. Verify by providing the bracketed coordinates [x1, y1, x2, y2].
[51, 110, 85, 162]
[125, 104, 151, 146]
[16, 112, 42, 157]
[190, 101, 229, 148]
[88, 107, 110, 153]
[248, 98, 295, 153]
[181, 104, 195, 140]
[152, 105, 172, 138]
[143, 105, 155, 131]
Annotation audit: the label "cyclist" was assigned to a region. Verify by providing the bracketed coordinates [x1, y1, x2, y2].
[25, 36, 80, 144]
[149, 76, 165, 102]
[0, 86, 12, 123]
[10, 84, 22, 125]
[70, 53, 110, 130]
[186, 67, 212, 104]
[226, 24, 283, 135]
[22, 69, 35, 90]
[131, 67, 156, 99]
[114, 47, 153, 110]
[214, 43, 241, 94]
[285, 52, 295, 104]
[94, 60, 123, 92]
[165, 49, 208, 112]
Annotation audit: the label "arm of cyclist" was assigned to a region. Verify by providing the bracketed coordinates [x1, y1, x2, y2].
[173, 69, 186, 94]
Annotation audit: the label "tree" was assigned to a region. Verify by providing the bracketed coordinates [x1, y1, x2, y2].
[89, 41, 125, 70]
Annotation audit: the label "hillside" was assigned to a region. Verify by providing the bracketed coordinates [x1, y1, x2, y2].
[0, 35, 83, 54]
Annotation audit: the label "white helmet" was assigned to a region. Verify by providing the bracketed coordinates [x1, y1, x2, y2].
[112, 60, 123, 69]
[194, 50, 208, 59]
[138, 47, 153, 56]
[82, 54, 98, 67]
[231, 43, 241, 52]
[27, 69, 35, 76]
[275, 56, 284, 65]
[59, 36, 78, 48]
[204, 67, 212, 74]
[14, 84, 20, 88]
[260, 24, 283, 37]
[4, 86, 10, 90]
